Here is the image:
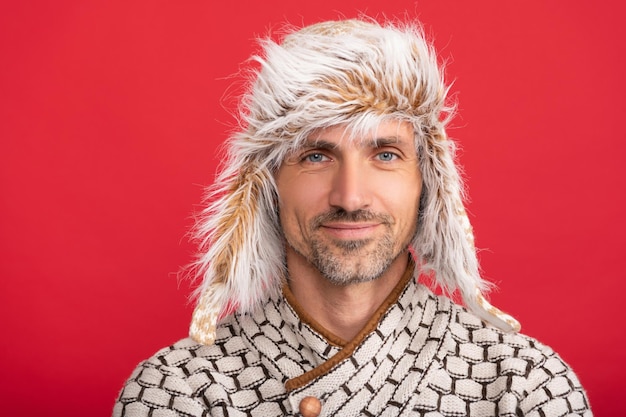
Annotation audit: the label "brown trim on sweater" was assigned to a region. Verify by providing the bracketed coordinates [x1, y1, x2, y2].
[282, 283, 349, 348]
[284, 257, 415, 391]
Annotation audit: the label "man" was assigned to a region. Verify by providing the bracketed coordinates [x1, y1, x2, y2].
[114, 19, 591, 416]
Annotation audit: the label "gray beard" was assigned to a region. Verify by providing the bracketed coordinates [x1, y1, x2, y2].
[308, 231, 399, 285]
[286, 208, 412, 285]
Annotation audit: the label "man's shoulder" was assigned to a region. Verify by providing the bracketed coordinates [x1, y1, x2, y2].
[415, 284, 556, 366]
[427, 298, 591, 415]
[129, 324, 250, 377]
[447, 301, 556, 362]
[135, 337, 218, 372]
[113, 331, 256, 417]
[113, 338, 206, 416]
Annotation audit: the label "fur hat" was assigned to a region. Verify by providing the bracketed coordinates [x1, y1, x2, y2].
[189, 19, 520, 345]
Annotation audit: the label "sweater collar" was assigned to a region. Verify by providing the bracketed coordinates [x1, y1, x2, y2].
[238, 258, 453, 391]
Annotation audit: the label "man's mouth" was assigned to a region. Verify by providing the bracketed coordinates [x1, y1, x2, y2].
[319, 222, 380, 239]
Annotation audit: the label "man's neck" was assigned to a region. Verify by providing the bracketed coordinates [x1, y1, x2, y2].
[285, 251, 411, 342]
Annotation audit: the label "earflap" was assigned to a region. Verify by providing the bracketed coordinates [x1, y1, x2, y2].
[466, 287, 521, 332]
[190, 283, 228, 345]
[414, 127, 520, 333]
[189, 162, 284, 345]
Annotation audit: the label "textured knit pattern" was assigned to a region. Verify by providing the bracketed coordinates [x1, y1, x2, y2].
[114, 280, 591, 416]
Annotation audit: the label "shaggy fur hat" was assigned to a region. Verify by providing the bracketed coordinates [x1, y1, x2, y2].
[189, 19, 520, 345]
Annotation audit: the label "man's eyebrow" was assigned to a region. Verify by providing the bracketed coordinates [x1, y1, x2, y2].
[371, 136, 403, 147]
[300, 139, 339, 151]
[301, 136, 408, 150]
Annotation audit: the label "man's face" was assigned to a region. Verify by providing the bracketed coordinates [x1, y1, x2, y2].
[275, 119, 422, 285]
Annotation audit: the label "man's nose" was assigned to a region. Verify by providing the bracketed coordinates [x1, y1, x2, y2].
[328, 159, 371, 212]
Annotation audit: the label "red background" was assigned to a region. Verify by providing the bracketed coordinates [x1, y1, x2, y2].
[1, 1, 624, 416]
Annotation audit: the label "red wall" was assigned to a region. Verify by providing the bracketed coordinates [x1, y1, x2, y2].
[1, 1, 624, 415]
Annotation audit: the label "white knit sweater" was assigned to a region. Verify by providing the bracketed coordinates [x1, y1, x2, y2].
[114, 271, 591, 416]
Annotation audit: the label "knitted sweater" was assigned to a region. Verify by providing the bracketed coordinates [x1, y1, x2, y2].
[113, 272, 591, 416]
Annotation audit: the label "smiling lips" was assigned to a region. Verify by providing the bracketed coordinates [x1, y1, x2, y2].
[319, 222, 381, 240]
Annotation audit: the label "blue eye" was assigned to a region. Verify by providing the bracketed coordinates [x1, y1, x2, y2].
[305, 153, 326, 162]
[377, 152, 396, 161]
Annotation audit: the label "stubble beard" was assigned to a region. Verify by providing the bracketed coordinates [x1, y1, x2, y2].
[290, 209, 413, 286]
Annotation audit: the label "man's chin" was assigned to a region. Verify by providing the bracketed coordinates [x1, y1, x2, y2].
[326, 238, 373, 254]
[319, 268, 378, 286]
[313, 253, 392, 286]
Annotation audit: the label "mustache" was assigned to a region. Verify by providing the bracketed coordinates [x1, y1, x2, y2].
[311, 209, 393, 228]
